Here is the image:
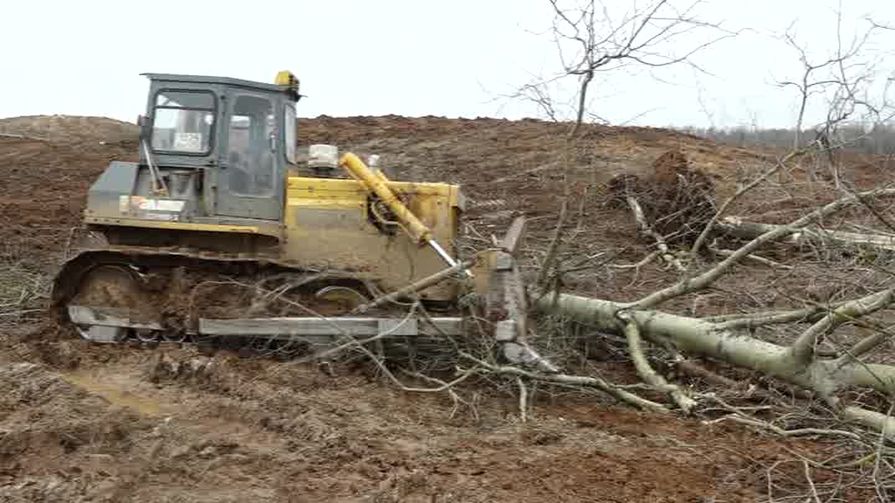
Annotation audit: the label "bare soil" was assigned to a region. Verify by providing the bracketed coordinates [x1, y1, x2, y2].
[0, 114, 885, 501]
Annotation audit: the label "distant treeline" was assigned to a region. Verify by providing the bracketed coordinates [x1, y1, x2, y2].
[678, 124, 895, 155]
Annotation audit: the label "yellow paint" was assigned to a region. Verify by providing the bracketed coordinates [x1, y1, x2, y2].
[85, 216, 282, 239]
[287, 176, 459, 198]
[288, 198, 364, 209]
[282, 168, 462, 301]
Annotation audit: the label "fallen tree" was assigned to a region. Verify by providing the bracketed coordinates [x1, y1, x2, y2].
[536, 292, 895, 438]
[530, 185, 895, 440]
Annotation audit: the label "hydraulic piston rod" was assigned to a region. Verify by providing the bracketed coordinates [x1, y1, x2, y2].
[340, 152, 467, 273]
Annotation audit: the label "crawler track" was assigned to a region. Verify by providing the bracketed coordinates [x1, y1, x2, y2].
[51, 249, 464, 361]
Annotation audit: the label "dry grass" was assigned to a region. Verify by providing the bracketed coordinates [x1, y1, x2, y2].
[0, 258, 49, 323]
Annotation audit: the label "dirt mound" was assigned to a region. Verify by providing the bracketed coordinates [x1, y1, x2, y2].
[608, 149, 717, 245]
[0, 115, 137, 144]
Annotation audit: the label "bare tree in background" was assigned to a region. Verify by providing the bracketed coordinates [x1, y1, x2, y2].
[772, 12, 895, 200]
[778, 11, 894, 156]
[517, 0, 733, 136]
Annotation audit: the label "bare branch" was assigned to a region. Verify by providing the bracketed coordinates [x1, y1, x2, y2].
[619, 314, 696, 412]
[690, 152, 796, 257]
[536, 197, 570, 294]
[704, 395, 862, 441]
[790, 289, 895, 365]
[626, 196, 686, 272]
[460, 352, 670, 413]
[842, 324, 895, 360]
[713, 305, 837, 331]
[631, 186, 895, 309]
[518, 0, 734, 132]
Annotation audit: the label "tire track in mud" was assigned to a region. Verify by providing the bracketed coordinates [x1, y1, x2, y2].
[61, 370, 171, 417]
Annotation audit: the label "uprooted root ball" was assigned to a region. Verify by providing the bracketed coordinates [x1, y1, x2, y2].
[608, 150, 717, 246]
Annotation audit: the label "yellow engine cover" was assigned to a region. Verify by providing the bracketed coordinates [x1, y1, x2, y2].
[283, 176, 464, 302]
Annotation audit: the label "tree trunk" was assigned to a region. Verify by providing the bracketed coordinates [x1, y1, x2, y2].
[719, 217, 895, 252]
[569, 71, 594, 138]
[535, 293, 895, 414]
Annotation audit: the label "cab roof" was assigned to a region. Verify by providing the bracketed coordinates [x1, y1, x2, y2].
[142, 73, 286, 94]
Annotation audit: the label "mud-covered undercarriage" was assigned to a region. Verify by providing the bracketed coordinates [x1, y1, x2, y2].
[52, 249, 466, 359]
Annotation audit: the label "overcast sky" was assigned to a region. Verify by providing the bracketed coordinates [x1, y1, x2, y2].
[2, 0, 892, 128]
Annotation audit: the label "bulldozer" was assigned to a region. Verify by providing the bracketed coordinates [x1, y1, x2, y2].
[51, 71, 547, 366]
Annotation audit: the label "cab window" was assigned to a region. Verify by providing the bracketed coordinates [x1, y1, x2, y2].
[227, 95, 275, 196]
[284, 104, 297, 164]
[151, 90, 215, 154]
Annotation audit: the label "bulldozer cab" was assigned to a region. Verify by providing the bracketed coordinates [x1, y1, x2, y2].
[141, 73, 300, 221]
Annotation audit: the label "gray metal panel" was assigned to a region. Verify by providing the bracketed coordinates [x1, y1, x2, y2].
[83, 325, 126, 343]
[86, 161, 138, 218]
[84, 160, 208, 222]
[90, 161, 137, 193]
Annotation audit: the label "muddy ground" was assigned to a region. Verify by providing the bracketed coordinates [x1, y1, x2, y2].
[0, 115, 890, 501]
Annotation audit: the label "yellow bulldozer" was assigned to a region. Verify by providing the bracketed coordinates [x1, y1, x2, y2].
[51, 71, 548, 367]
